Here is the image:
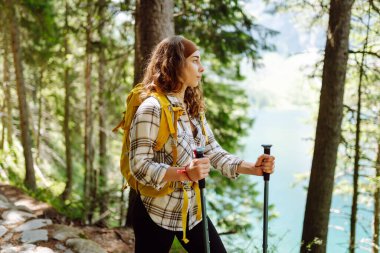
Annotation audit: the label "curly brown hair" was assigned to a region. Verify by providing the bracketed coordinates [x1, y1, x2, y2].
[141, 36, 205, 118]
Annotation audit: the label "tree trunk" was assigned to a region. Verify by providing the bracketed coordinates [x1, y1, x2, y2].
[36, 68, 44, 161]
[83, 0, 95, 224]
[300, 1, 354, 252]
[126, 0, 175, 227]
[374, 143, 380, 253]
[61, 0, 73, 201]
[0, 106, 3, 149]
[6, 0, 36, 190]
[133, 0, 175, 85]
[3, 27, 12, 147]
[97, 0, 108, 227]
[349, 5, 371, 252]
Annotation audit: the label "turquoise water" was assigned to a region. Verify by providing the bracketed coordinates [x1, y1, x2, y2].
[236, 109, 372, 253]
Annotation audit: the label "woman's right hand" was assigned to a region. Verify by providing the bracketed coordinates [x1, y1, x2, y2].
[186, 157, 211, 181]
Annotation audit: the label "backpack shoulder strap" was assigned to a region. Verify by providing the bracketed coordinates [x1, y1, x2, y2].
[152, 93, 184, 166]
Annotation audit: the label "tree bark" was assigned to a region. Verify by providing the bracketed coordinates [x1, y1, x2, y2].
[349, 4, 371, 252]
[84, 0, 95, 224]
[133, 0, 175, 85]
[374, 143, 380, 253]
[2, 26, 12, 147]
[126, 0, 175, 227]
[97, 0, 108, 227]
[61, 0, 73, 201]
[36, 68, 44, 161]
[301, 0, 354, 252]
[6, 0, 36, 190]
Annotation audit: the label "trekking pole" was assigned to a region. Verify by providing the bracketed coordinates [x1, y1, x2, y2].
[194, 147, 210, 253]
[261, 144, 272, 253]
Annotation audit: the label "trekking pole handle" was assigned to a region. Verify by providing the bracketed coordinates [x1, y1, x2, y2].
[261, 145, 272, 181]
[194, 147, 206, 189]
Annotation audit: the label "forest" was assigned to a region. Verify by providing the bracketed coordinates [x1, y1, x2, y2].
[0, 0, 379, 252]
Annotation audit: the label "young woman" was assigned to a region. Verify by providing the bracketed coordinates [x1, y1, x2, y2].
[129, 35, 275, 253]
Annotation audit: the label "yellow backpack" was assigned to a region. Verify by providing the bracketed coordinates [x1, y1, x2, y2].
[113, 83, 208, 243]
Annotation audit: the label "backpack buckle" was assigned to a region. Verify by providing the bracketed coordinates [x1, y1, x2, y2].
[182, 181, 192, 191]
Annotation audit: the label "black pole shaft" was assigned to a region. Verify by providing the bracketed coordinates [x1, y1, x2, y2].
[195, 147, 210, 253]
[262, 144, 272, 253]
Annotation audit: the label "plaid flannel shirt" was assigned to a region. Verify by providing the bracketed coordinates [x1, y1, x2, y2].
[129, 94, 243, 231]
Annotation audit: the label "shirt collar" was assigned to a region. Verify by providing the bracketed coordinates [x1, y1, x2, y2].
[166, 94, 184, 108]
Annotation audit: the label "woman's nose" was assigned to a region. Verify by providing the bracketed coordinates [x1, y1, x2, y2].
[199, 64, 205, 73]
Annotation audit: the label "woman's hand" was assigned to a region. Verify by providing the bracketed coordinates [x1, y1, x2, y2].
[237, 155, 275, 176]
[186, 157, 211, 181]
[254, 154, 275, 176]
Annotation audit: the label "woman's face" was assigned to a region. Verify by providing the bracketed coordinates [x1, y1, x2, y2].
[181, 50, 204, 88]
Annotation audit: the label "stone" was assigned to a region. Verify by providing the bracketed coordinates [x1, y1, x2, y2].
[13, 204, 34, 213]
[14, 219, 52, 232]
[63, 250, 74, 253]
[0, 244, 36, 253]
[50, 224, 84, 241]
[2, 232, 13, 242]
[0, 194, 9, 203]
[66, 238, 107, 253]
[31, 247, 55, 253]
[55, 243, 67, 250]
[0, 225, 8, 237]
[0, 244, 18, 253]
[0, 200, 13, 209]
[0, 195, 13, 209]
[21, 229, 48, 243]
[18, 244, 37, 253]
[2, 210, 35, 225]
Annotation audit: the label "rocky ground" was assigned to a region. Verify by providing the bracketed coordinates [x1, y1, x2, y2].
[0, 184, 135, 253]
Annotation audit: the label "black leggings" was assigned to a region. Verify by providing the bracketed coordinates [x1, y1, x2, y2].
[132, 196, 227, 253]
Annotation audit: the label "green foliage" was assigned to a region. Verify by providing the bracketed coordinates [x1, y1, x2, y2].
[175, 0, 277, 76]
[19, 0, 60, 65]
[203, 79, 253, 153]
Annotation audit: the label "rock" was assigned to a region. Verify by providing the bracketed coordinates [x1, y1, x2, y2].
[13, 204, 34, 213]
[0, 195, 13, 209]
[2, 210, 35, 225]
[2, 232, 13, 242]
[66, 238, 107, 253]
[55, 243, 67, 250]
[0, 200, 13, 209]
[14, 219, 52, 232]
[51, 224, 84, 241]
[0, 244, 36, 253]
[0, 194, 9, 203]
[31, 246, 55, 253]
[0, 244, 18, 253]
[63, 250, 74, 253]
[18, 244, 37, 253]
[21, 229, 48, 243]
[0, 225, 8, 237]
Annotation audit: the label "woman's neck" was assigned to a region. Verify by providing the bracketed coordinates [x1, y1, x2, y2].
[171, 85, 187, 105]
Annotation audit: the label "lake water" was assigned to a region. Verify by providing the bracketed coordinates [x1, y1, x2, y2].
[235, 109, 373, 253]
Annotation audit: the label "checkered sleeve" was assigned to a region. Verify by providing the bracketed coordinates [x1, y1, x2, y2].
[203, 116, 243, 179]
[129, 97, 169, 190]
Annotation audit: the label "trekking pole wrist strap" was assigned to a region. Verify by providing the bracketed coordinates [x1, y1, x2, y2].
[177, 165, 192, 181]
